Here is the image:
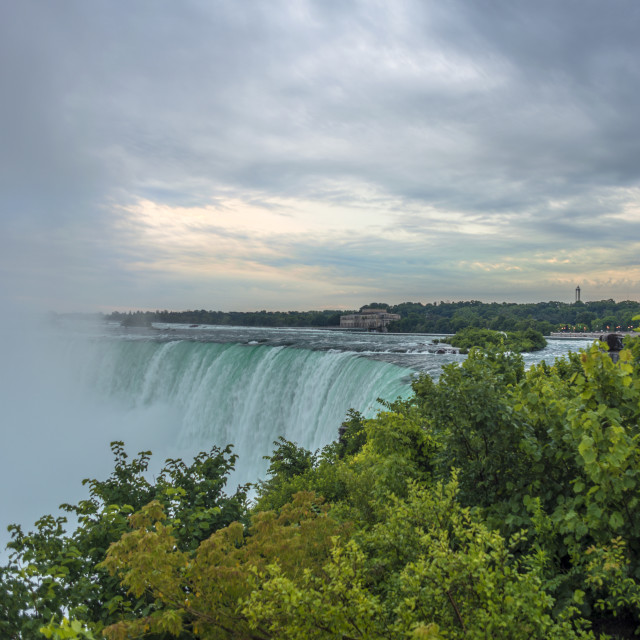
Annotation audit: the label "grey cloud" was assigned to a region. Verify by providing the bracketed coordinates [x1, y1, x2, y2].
[2, 0, 640, 309]
[8, 0, 638, 208]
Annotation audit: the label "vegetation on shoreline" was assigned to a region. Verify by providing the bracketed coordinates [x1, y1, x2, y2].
[4, 334, 640, 638]
[111, 309, 344, 328]
[105, 299, 640, 334]
[440, 327, 547, 353]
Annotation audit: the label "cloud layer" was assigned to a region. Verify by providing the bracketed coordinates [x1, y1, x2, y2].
[2, 0, 640, 311]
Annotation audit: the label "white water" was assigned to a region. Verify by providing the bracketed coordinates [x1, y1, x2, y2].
[0, 316, 594, 550]
[72, 337, 413, 481]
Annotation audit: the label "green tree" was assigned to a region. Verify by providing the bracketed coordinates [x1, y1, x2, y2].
[443, 327, 546, 353]
[0, 442, 247, 638]
[99, 492, 348, 639]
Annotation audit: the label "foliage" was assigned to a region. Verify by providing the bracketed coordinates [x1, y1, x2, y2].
[0, 442, 247, 638]
[40, 618, 98, 640]
[106, 308, 344, 329]
[99, 477, 591, 639]
[442, 327, 547, 352]
[357, 477, 591, 639]
[410, 341, 640, 635]
[410, 348, 528, 507]
[99, 491, 348, 639]
[106, 474, 590, 640]
[336, 408, 367, 459]
[386, 299, 640, 334]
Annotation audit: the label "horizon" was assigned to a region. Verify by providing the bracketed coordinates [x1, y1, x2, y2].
[2, 2, 640, 313]
[62, 295, 640, 316]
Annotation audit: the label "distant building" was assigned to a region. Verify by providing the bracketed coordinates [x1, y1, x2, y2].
[340, 308, 401, 332]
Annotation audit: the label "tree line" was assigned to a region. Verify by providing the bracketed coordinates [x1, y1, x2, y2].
[108, 309, 344, 328]
[106, 299, 640, 334]
[384, 299, 640, 334]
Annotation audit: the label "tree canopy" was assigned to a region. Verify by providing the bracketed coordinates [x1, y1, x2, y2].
[441, 327, 547, 352]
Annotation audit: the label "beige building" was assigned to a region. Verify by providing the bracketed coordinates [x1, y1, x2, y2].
[340, 308, 401, 332]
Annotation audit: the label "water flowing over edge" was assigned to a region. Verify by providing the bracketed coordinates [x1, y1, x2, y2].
[77, 338, 413, 484]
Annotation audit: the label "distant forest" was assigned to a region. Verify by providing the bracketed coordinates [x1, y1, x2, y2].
[106, 299, 640, 334]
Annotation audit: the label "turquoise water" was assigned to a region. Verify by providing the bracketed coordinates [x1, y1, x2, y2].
[79, 337, 413, 480]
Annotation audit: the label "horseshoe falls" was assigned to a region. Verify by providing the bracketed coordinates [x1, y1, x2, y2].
[0, 317, 593, 547]
[79, 338, 413, 482]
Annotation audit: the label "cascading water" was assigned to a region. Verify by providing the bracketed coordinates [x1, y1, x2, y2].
[78, 338, 413, 484]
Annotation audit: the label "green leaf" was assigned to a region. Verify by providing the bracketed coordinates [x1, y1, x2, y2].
[578, 437, 597, 465]
[609, 511, 624, 530]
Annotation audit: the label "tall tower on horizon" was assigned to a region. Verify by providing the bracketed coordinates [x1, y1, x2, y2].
[575, 285, 581, 302]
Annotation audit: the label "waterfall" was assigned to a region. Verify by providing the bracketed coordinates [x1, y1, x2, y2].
[79, 339, 413, 483]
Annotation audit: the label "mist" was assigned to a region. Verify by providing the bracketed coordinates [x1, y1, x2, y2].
[0, 310, 182, 551]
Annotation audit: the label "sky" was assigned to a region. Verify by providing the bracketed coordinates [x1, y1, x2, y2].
[2, 0, 640, 312]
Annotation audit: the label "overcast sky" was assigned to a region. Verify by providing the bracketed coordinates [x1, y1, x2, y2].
[2, 0, 640, 312]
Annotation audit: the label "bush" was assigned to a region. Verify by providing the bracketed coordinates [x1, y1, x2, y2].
[444, 327, 547, 352]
